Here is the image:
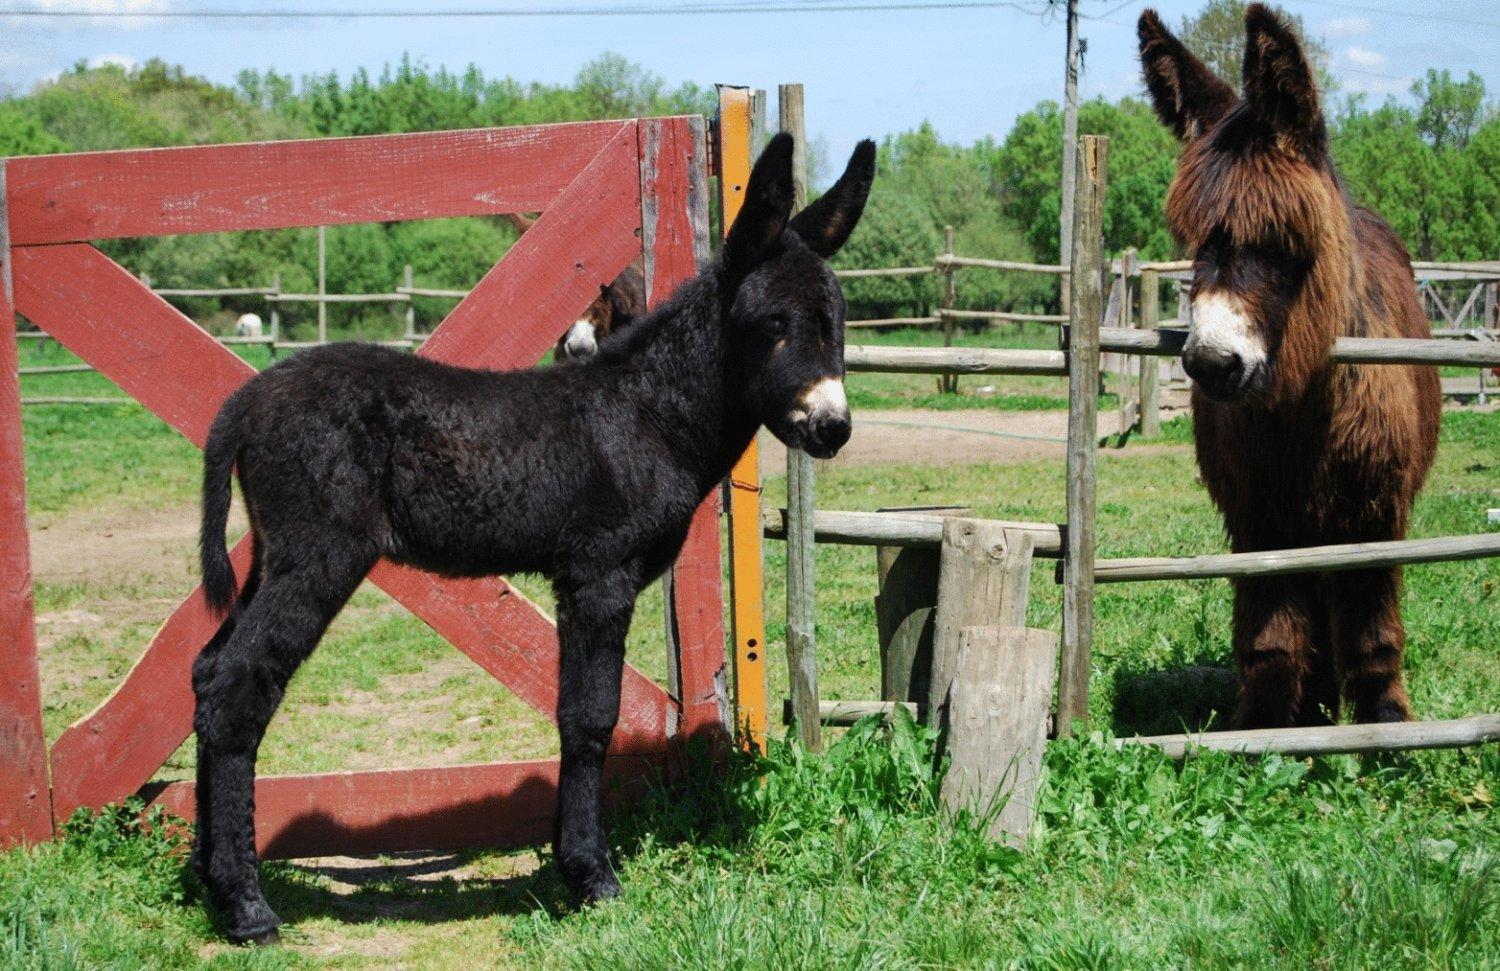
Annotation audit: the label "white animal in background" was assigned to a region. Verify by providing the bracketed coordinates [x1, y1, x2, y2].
[235, 313, 264, 338]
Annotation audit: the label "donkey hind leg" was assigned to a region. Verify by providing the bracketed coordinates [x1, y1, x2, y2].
[191, 542, 376, 943]
[1329, 567, 1412, 724]
[191, 541, 265, 889]
[1294, 586, 1340, 727]
[1231, 576, 1319, 730]
[553, 570, 637, 903]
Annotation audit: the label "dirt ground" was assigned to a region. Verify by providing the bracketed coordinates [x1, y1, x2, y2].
[757, 402, 1190, 473]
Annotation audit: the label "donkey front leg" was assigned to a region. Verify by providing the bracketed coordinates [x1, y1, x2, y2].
[553, 570, 637, 903]
[1328, 567, 1412, 723]
[1231, 576, 1320, 729]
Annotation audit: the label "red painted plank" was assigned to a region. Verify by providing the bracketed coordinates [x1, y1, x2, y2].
[419, 122, 643, 368]
[639, 117, 727, 740]
[47, 540, 254, 821]
[368, 564, 671, 750]
[0, 162, 53, 845]
[6, 119, 633, 245]
[12, 244, 254, 446]
[147, 753, 663, 860]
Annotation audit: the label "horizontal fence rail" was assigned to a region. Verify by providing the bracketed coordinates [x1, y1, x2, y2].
[843, 344, 1067, 375]
[1094, 532, 1500, 583]
[1098, 327, 1500, 368]
[1118, 714, 1500, 759]
[762, 507, 1064, 556]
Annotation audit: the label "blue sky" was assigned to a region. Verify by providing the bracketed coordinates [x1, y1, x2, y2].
[2, 0, 1497, 166]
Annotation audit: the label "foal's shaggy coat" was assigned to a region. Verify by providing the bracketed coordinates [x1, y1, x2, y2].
[1139, 6, 1440, 728]
[195, 134, 874, 943]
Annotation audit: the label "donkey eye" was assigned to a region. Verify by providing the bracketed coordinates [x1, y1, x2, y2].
[764, 315, 788, 338]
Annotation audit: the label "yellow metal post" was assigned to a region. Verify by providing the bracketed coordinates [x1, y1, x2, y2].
[716, 85, 769, 752]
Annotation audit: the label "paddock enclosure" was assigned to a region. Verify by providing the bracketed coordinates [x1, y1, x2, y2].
[0, 115, 729, 850]
[4, 83, 1500, 858]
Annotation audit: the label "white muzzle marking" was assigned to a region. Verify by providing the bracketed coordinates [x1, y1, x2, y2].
[1185, 291, 1266, 371]
[790, 377, 850, 426]
[562, 320, 598, 359]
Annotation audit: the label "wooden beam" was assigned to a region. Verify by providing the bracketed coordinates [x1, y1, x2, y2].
[1057, 134, 1107, 737]
[1099, 327, 1500, 369]
[1094, 532, 1500, 583]
[782, 699, 922, 725]
[762, 507, 1063, 556]
[844, 344, 1067, 376]
[1138, 268, 1161, 437]
[779, 83, 821, 752]
[936, 255, 1068, 274]
[1119, 714, 1500, 760]
[718, 85, 769, 753]
[641, 115, 726, 741]
[147, 753, 665, 860]
[5, 119, 635, 244]
[0, 159, 53, 846]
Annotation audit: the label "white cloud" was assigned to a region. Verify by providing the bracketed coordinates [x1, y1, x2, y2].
[1323, 15, 1373, 39]
[1344, 46, 1388, 69]
[87, 52, 137, 70]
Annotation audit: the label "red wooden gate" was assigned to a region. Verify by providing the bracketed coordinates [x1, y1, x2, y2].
[0, 116, 727, 856]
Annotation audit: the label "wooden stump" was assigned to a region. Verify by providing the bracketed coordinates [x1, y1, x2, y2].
[928, 518, 1035, 730]
[940, 625, 1059, 844]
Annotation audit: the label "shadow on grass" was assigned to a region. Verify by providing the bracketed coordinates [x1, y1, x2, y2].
[235, 742, 763, 932]
[1109, 661, 1238, 738]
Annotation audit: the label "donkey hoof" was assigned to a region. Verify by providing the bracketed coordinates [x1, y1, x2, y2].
[580, 871, 621, 905]
[229, 924, 281, 947]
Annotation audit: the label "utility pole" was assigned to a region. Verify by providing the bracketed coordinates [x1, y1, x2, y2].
[1059, 0, 1080, 315]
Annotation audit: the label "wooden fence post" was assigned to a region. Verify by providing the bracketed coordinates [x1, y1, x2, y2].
[778, 82, 822, 751]
[403, 264, 416, 343]
[875, 505, 969, 706]
[0, 159, 53, 845]
[940, 624, 1059, 844]
[718, 86, 770, 751]
[940, 225, 956, 394]
[1138, 267, 1160, 437]
[1056, 134, 1107, 736]
[269, 270, 282, 360]
[317, 224, 327, 345]
[928, 519, 1035, 730]
[1117, 247, 1138, 433]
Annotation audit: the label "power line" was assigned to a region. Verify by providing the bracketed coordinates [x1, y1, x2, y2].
[0, 1, 1054, 18]
[1280, 0, 1499, 31]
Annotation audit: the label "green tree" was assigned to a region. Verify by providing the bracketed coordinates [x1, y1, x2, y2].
[992, 98, 1178, 264]
[1412, 69, 1487, 151]
[0, 102, 66, 155]
[1178, 0, 1336, 93]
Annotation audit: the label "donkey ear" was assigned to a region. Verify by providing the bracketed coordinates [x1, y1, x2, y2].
[723, 132, 796, 274]
[1138, 8, 1236, 141]
[1242, 3, 1325, 153]
[788, 139, 876, 258]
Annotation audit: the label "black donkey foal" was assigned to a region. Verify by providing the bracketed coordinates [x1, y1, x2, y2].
[193, 133, 875, 943]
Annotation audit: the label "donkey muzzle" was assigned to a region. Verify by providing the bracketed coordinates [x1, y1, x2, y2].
[790, 377, 851, 459]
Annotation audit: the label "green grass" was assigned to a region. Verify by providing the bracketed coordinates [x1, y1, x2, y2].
[2, 373, 1496, 966]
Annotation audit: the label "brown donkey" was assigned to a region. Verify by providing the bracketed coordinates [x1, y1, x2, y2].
[1138, 5, 1441, 728]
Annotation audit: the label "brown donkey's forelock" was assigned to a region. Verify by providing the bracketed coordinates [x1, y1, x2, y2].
[1166, 113, 1357, 403]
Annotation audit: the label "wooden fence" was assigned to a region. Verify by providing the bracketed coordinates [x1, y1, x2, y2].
[757, 134, 1500, 819]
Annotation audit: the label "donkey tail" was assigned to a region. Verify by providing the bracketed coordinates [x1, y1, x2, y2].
[201, 390, 249, 617]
